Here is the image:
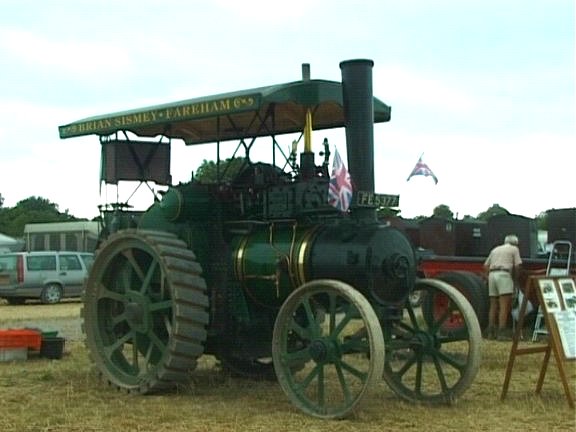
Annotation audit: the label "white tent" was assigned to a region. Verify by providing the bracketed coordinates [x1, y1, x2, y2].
[0, 232, 24, 253]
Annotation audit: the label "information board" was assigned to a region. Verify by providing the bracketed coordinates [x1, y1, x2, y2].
[538, 277, 576, 360]
[501, 274, 575, 408]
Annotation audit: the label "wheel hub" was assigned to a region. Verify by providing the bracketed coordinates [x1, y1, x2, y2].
[124, 291, 150, 333]
[308, 338, 339, 363]
[413, 330, 437, 352]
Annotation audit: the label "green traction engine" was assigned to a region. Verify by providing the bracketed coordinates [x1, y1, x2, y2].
[59, 59, 482, 419]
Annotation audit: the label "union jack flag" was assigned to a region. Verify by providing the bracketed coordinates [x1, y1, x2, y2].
[328, 147, 353, 212]
[407, 156, 438, 184]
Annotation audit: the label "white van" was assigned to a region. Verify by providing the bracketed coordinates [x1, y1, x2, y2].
[0, 251, 94, 304]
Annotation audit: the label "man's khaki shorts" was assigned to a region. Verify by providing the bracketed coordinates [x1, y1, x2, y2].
[488, 271, 514, 297]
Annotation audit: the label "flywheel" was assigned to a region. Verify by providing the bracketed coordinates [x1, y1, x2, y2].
[82, 229, 209, 394]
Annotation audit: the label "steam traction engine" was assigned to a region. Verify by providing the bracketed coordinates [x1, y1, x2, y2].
[59, 59, 481, 419]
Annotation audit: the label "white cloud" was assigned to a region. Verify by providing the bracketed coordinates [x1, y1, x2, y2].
[0, 28, 133, 81]
[212, 0, 327, 20]
[374, 66, 477, 113]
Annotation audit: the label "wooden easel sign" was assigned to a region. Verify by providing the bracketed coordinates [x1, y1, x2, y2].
[501, 275, 575, 408]
[550, 278, 576, 360]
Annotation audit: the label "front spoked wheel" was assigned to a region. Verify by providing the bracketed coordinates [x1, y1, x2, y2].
[383, 278, 481, 404]
[272, 279, 384, 419]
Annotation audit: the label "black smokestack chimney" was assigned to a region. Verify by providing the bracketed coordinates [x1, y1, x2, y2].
[339, 59, 375, 195]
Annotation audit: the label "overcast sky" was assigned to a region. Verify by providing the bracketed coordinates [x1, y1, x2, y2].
[0, 0, 573, 220]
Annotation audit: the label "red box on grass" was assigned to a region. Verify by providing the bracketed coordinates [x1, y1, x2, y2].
[0, 329, 42, 351]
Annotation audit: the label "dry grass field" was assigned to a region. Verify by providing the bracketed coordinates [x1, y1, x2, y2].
[0, 302, 574, 432]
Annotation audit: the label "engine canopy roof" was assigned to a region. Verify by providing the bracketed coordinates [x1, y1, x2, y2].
[58, 79, 391, 145]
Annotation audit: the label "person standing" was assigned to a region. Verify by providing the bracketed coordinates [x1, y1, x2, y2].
[483, 234, 523, 340]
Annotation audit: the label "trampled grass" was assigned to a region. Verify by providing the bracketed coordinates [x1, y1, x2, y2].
[0, 303, 574, 432]
[0, 300, 81, 321]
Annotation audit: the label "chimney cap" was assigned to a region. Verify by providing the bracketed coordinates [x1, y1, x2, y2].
[302, 63, 310, 81]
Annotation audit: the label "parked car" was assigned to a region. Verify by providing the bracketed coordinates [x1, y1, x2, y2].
[0, 251, 94, 304]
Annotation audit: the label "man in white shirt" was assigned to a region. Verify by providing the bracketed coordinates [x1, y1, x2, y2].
[483, 234, 523, 340]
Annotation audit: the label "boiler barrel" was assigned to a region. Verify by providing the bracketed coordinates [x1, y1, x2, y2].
[309, 224, 416, 305]
[230, 224, 317, 308]
[230, 222, 416, 308]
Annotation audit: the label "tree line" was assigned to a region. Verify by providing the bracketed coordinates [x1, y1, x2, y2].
[0, 195, 82, 238]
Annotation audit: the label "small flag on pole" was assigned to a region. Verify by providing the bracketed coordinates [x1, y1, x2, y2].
[407, 155, 438, 184]
[328, 147, 353, 212]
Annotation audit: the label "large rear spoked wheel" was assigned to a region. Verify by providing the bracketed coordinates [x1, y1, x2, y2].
[383, 278, 481, 404]
[82, 229, 209, 394]
[272, 279, 384, 419]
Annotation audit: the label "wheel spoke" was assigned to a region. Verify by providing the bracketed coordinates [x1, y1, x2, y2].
[289, 319, 312, 340]
[283, 347, 312, 366]
[149, 299, 172, 312]
[340, 336, 369, 354]
[339, 358, 368, 382]
[435, 346, 467, 371]
[121, 248, 145, 281]
[163, 313, 172, 335]
[328, 292, 337, 333]
[98, 284, 126, 302]
[394, 319, 417, 335]
[141, 260, 158, 294]
[296, 362, 322, 391]
[131, 337, 140, 369]
[393, 351, 418, 377]
[317, 364, 325, 407]
[142, 342, 154, 372]
[148, 328, 167, 352]
[431, 354, 450, 394]
[160, 274, 167, 299]
[428, 300, 454, 333]
[334, 361, 352, 404]
[332, 303, 354, 337]
[120, 268, 132, 292]
[414, 355, 423, 395]
[302, 295, 321, 338]
[405, 300, 421, 330]
[105, 329, 135, 355]
[110, 312, 128, 327]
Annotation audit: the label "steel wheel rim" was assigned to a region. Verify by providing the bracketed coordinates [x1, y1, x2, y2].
[383, 278, 481, 404]
[272, 279, 384, 419]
